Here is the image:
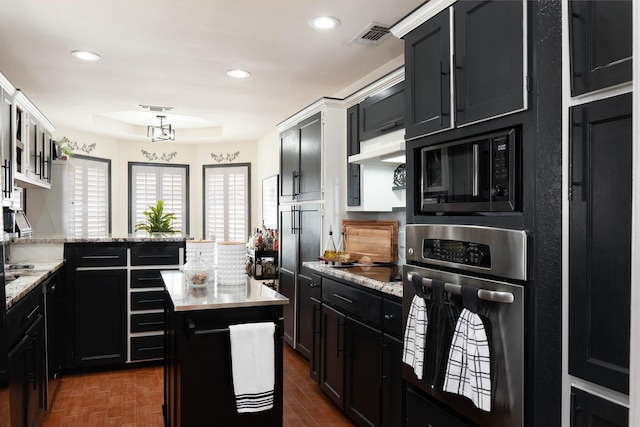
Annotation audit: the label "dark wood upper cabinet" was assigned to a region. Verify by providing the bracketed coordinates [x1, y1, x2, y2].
[404, 8, 451, 139]
[569, 93, 632, 394]
[569, 0, 632, 96]
[404, 1, 525, 139]
[358, 81, 405, 142]
[279, 112, 322, 202]
[454, 0, 525, 126]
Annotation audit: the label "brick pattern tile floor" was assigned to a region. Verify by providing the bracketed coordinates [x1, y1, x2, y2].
[40, 344, 355, 427]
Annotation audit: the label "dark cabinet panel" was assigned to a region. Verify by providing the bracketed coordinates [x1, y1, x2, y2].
[347, 105, 361, 207]
[296, 275, 320, 361]
[382, 334, 403, 427]
[298, 113, 322, 201]
[405, 1, 524, 139]
[454, 0, 524, 126]
[569, 93, 632, 394]
[8, 316, 45, 427]
[131, 335, 164, 362]
[404, 8, 451, 139]
[280, 128, 298, 201]
[279, 270, 296, 347]
[345, 316, 382, 427]
[322, 277, 382, 326]
[279, 112, 322, 202]
[74, 269, 127, 367]
[310, 296, 322, 383]
[569, 1, 632, 96]
[297, 204, 321, 277]
[571, 388, 628, 427]
[359, 81, 405, 141]
[320, 304, 346, 409]
[130, 269, 172, 289]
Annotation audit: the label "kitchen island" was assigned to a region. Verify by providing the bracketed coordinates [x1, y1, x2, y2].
[162, 271, 288, 427]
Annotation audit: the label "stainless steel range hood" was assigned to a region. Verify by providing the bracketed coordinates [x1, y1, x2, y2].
[348, 129, 406, 165]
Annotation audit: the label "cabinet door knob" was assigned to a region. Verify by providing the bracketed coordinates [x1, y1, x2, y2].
[309, 283, 319, 288]
[384, 314, 394, 320]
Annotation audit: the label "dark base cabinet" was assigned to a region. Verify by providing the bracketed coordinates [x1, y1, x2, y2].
[74, 269, 127, 368]
[7, 285, 46, 427]
[313, 274, 404, 427]
[571, 388, 629, 427]
[164, 303, 284, 427]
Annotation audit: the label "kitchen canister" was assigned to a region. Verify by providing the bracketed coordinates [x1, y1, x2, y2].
[215, 242, 247, 285]
[186, 240, 216, 264]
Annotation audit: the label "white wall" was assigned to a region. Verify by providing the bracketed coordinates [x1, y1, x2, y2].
[49, 127, 263, 240]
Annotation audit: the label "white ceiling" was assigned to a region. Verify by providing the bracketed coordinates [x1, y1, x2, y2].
[0, 0, 423, 144]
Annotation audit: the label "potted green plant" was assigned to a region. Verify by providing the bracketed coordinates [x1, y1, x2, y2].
[135, 200, 181, 236]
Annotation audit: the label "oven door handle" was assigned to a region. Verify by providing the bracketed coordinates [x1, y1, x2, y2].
[407, 272, 515, 304]
[472, 143, 479, 197]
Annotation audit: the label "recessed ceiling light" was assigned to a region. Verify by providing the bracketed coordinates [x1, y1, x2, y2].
[71, 50, 101, 61]
[309, 16, 340, 30]
[227, 69, 251, 79]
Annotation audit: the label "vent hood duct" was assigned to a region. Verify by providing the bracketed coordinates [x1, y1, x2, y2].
[348, 129, 406, 165]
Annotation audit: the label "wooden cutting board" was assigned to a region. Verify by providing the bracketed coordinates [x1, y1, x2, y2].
[341, 220, 398, 263]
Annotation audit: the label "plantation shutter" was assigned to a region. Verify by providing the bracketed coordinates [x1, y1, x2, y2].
[68, 156, 110, 238]
[204, 165, 249, 242]
[130, 164, 188, 234]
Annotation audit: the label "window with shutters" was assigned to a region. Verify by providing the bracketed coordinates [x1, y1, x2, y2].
[68, 155, 111, 238]
[129, 163, 189, 235]
[203, 164, 250, 242]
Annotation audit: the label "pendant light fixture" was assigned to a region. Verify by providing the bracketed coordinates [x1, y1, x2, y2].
[147, 115, 175, 142]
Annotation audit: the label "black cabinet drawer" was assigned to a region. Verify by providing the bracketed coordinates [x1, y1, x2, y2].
[131, 291, 166, 311]
[131, 335, 164, 361]
[382, 299, 403, 337]
[322, 278, 381, 327]
[73, 246, 127, 267]
[131, 313, 165, 333]
[131, 269, 176, 289]
[406, 387, 468, 427]
[6, 285, 43, 349]
[130, 244, 181, 266]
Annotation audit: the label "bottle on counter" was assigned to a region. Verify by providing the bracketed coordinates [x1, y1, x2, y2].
[337, 229, 350, 262]
[323, 226, 337, 259]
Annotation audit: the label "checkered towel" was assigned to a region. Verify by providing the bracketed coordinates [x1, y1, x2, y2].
[443, 287, 492, 412]
[402, 276, 429, 379]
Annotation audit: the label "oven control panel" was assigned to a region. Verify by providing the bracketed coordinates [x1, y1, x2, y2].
[423, 239, 491, 268]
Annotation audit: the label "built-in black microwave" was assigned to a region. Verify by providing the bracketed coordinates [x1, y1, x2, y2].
[420, 127, 519, 213]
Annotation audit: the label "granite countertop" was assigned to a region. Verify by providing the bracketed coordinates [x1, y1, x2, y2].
[162, 270, 288, 311]
[5, 260, 66, 309]
[305, 261, 403, 298]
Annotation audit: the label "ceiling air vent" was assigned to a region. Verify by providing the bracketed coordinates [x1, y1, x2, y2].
[350, 22, 391, 45]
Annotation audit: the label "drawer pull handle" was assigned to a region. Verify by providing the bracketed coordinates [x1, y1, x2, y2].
[309, 283, 319, 288]
[137, 254, 173, 259]
[26, 305, 40, 320]
[384, 314, 394, 320]
[138, 321, 164, 326]
[83, 255, 121, 259]
[333, 294, 353, 304]
[138, 299, 164, 304]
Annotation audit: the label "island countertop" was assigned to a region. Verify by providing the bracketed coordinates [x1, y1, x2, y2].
[162, 270, 288, 311]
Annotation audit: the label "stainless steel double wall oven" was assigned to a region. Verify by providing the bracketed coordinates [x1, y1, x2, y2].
[403, 224, 527, 427]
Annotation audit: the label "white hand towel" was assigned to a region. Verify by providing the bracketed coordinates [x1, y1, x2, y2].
[229, 322, 276, 413]
[443, 308, 492, 412]
[402, 295, 428, 380]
